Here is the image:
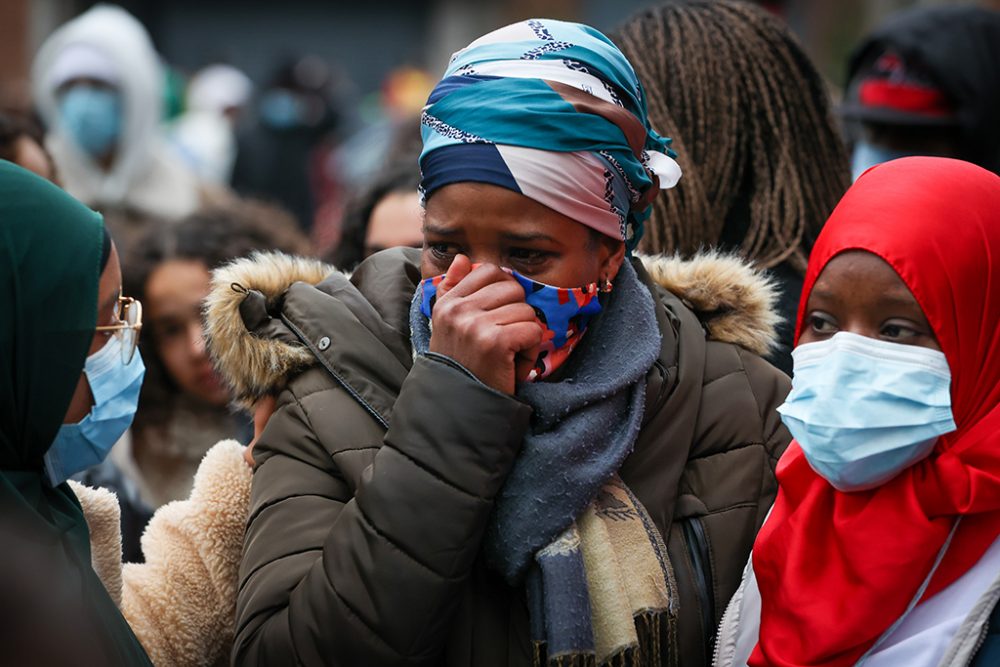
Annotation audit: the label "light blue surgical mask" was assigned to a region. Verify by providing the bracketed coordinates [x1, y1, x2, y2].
[57, 85, 123, 159]
[45, 336, 145, 487]
[259, 89, 304, 130]
[851, 140, 912, 181]
[777, 332, 956, 492]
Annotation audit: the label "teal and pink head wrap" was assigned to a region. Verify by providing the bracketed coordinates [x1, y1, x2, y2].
[419, 19, 681, 251]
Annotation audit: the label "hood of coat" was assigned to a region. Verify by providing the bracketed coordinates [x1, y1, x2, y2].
[32, 5, 199, 217]
[206, 248, 779, 408]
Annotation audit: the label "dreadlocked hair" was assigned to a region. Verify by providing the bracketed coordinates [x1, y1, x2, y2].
[614, 0, 850, 273]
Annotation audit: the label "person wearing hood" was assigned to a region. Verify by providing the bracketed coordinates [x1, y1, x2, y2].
[231, 55, 341, 232]
[843, 5, 1000, 180]
[31, 4, 224, 257]
[713, 157, 1000, 667]
[206, 20, 790, 667]
[169, 64, 254, 185]
[0, 159, 152, 665]
[0, 159, 263, 665]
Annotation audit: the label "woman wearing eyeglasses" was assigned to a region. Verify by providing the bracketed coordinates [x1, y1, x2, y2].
[0, 161, 251, 665]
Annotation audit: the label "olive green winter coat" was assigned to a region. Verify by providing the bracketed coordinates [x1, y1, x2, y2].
[205, 248, 791, 667]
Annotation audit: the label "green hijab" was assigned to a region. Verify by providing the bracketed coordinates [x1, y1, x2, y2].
[0, 161, 151, 665]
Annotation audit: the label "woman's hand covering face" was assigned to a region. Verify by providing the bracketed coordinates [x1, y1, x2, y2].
[421, 182, 625, 393]
[428, 255, 544, 394]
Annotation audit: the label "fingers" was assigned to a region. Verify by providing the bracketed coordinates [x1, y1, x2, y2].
[485, 302, 539, 326]
[499, 320, 547, 354]
[437, 254, 472, 299]
[515, 352, 538, 384]
[245, 394, 278, 468]
[441, 261, 517, 300]
[456, 280, 528, 314]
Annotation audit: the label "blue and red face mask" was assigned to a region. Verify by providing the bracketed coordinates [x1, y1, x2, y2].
[419, 269, 604, 381]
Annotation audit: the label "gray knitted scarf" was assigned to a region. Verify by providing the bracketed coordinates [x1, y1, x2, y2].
[410, 260, 664, 664]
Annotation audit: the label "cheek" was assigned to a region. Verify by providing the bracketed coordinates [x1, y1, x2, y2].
[544, 253, 603, 287]
[156, 343, 197, 388]
[796, 329, 819, 346]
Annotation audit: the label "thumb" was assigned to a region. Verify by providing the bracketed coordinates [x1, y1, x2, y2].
[438, 254, 472, 299]
[245, 394, 278, 467]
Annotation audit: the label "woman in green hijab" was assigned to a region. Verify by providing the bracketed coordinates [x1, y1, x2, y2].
[0, 160, 151, 665]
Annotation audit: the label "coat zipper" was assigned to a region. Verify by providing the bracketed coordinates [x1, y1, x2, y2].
[962, 624, 990, 667]
[713, 579, 739, 667]
[960, 595, 1000, 667]
[682, 516, 716, 660]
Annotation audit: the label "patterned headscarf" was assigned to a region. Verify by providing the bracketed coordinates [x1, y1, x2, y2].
[419, 19, 681, 251]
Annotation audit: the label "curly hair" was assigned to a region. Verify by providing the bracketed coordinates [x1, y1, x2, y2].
[613, 0, 850, 272]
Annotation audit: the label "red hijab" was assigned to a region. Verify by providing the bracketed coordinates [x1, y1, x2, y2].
[750, 157, 1000, 667]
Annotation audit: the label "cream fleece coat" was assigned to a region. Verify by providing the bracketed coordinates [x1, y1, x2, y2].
[69, 440, 251, 667]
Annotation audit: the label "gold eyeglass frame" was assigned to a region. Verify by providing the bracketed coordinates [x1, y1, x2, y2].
[95, 295, 143, 363]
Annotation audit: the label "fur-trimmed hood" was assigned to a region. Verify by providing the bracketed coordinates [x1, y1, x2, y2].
[205, 250, 781, 408]
[205, 252, 331, 408]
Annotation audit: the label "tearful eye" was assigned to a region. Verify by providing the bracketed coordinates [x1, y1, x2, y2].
[508, 247, 553, 266]
[429, 243, 461, 262]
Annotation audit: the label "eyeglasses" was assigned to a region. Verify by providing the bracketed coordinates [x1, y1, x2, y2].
[95, 295, 143, 364]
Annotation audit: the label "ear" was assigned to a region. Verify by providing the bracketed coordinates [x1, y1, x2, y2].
[600, 238, 627, 283]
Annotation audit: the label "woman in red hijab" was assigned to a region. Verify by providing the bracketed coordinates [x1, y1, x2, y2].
[713, 156, 1000, 667]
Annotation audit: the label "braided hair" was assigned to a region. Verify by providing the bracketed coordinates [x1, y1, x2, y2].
[614, 0, 850, 272]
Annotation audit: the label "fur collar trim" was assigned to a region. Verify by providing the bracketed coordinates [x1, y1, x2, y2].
[206, 251, 781, 406]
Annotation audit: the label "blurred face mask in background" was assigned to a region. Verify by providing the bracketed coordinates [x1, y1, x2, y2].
[58, 84, 123, 159]
[777, 331, 956, 492]
[259, 89, 306, 130]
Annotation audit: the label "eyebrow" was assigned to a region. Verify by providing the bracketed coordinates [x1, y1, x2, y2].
[422, 222, 460, 236]
[422, 222, 558, 244]
[500, 230, 558, 244]
[810, 286, 923, 310]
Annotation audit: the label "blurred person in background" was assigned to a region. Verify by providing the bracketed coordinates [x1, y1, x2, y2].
[331, 67, 431, 195]
[233, 55, 342, 233]
[0, 109, 55, 181]
[614, 0, 851, 376]
[318, 108, 425, 257]
[169, 64, 254, 185]
[99, 201, 307, 531]
[31, 4, 225, 258]
[842, 5, 1000, 180]
[328, 159, 422, 271]
[1, 160, 260, 666]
